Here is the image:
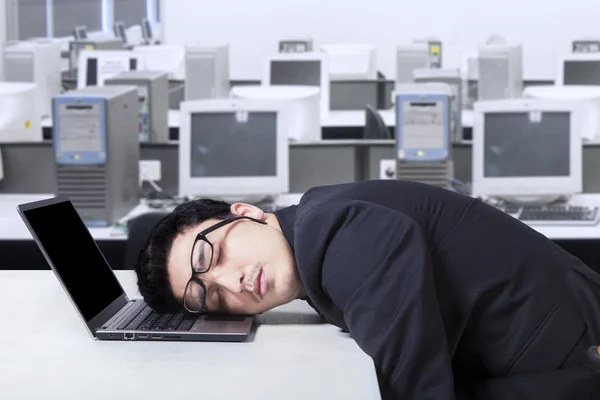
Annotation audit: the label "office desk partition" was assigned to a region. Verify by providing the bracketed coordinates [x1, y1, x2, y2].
[0, 271, 381, 400]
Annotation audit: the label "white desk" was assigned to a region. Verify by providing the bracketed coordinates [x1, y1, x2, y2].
[0, 271, 380, 400]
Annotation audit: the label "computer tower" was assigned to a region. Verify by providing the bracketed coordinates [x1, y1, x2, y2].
[414, 69, 462, 142]
[53, 85, 140, 226]
[395, 83, 454, 189]
[395, 44, 430, 87]
[105, 70, 169, 143]
[184, 43, 230, 100]
[3, 39, 62, 118]
[477, 44, 523, 101]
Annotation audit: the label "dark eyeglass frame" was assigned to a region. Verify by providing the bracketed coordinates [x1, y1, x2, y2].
[183, 215, 267, 313]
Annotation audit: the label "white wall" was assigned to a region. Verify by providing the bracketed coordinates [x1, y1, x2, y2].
[161, 0, 599, 81]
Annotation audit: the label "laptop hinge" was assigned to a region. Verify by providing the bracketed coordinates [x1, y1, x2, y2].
[87, 293, 131, 333]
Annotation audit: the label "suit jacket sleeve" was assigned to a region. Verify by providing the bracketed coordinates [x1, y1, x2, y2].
[301, 199, 455, 400]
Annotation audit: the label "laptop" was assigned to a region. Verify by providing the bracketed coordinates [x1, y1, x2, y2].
[17, 196, 254, 342]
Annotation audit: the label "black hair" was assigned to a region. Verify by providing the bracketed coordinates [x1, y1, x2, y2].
[134, 199, 232, 312]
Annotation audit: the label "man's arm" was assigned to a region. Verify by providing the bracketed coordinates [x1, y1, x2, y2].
[300, 199, 455, 400]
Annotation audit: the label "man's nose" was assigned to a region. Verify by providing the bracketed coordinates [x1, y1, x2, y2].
[207, 268, 244, 293]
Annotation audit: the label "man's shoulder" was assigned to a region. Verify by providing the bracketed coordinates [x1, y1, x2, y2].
[295, 180, 469, 226]
[295, 181, 396, 219]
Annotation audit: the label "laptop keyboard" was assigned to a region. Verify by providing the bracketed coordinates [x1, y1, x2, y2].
[114, 302, 197, 331]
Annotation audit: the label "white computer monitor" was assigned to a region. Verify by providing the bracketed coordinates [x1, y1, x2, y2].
[0, 82, 42, 143]
[141, 18, 153, 43]
[572, 38, 600, 53]
[114, 21, 127, 43]
[319, 44, 376, 80]
[73, 26, 88, 40]
[472, 99, 583, 202]
[557, 53, 600, 86]
[133, 44, 185, 80]
[77, 49, 145, 89]
[230, 85, 321, 141]
[178, 98, 290, 200]
[3, 39, 62, 118]
[262, 52, 329, 112]
[279, 38, 313, 53]
[523, 85, 600, 141]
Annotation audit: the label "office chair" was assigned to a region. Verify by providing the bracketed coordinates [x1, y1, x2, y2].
[124, 212, 169, 269]
[363, 104, 391, 139]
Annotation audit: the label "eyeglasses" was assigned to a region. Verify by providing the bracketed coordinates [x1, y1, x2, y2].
[183, 215, 266, 313]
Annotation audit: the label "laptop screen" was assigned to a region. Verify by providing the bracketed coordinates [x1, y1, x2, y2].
[20, 199, 124, 322]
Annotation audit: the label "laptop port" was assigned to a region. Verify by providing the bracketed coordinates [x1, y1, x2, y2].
[125, 333, 134, 340]
[151, 335, 162, 339]
[137, 334, 149, 339]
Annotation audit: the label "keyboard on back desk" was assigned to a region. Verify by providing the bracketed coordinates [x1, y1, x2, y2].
[114, 302, 197, 331]
[501, 204, 600, 226]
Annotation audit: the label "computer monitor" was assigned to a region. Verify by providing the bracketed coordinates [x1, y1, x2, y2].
[263, 52, 329, 112]
[73, 26, 88, 40]
[319, 44, 376, 80]
[472, 99, 583, 202]
[572, 39, 600, 53]
[477, 43, 523, 100]
[113, 21, 127, 43]
[178, 98, 290, 200]
[0, 82, 42, 142]
[523, 85, 600, 141]
[279, 39, 312, 53]
[140, 18, 153, 43]
[77, 49, 145, 89]
[557, 53, 600, 86]
[133, 44, 185, 80]
[230, 85, 321, 141]
[3, 39, 62, 118]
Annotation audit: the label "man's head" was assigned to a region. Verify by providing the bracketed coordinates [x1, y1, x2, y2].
[135, 199, 305, 315]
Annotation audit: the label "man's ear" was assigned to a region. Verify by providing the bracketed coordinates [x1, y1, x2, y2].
[230, 203, 265, 220]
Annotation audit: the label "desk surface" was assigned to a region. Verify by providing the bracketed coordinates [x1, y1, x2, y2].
[0, 271, 380, 400]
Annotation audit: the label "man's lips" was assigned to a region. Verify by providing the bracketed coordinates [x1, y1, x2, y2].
[245, 264, 267, 300]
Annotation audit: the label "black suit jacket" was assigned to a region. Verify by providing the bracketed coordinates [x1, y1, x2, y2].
[273, 180, 600, 399]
